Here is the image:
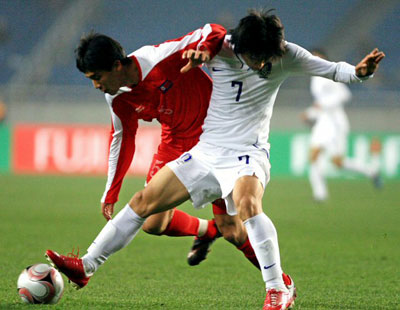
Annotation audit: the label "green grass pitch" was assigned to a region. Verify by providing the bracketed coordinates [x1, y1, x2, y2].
[0, 175, 399, 309]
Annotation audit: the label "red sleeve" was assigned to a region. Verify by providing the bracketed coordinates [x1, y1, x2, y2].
[132, 23, 227, 80]
[101, 96, 139, 204]
[197, 24, 227, 59]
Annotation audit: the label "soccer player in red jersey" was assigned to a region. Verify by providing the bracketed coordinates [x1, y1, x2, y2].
[46, 23, 264, 287]
[87, 29, 221, 245]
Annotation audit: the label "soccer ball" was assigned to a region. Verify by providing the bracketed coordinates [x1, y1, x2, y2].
[17, 263, 64, 304]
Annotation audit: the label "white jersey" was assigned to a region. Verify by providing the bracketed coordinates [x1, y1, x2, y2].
[200, 35, 366, 152]
[308, 76, 351, 154]
[310, 76, 351, 134]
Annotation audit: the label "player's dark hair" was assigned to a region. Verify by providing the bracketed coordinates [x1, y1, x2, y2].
[230, 9, 285, 62]
[75, 32, 132, 73]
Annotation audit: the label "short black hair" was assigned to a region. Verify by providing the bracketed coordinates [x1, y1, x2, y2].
[230, 9, 285, 61]
[75, 32, 132, 73]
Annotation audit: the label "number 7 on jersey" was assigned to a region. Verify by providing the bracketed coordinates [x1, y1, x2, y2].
[231, 80, 243, 102]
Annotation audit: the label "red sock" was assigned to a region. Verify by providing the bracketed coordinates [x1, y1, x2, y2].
[162, 209, 199, 236]
[237, 238, 260, 269]
[199, 219, 219, 240]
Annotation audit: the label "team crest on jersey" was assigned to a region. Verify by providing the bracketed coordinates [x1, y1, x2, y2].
[158, 79, 173, 93]
[258, 62, 272, 79]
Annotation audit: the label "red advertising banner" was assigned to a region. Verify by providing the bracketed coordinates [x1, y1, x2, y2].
[13, 124, 161, 175]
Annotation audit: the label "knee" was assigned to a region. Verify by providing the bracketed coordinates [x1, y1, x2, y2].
[129, 190, 154, 218]
[235, 196, 260, 221]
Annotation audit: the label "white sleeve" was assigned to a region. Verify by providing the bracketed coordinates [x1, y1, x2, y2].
[283, 42, 370, 84]
[101, 94, 123, 203]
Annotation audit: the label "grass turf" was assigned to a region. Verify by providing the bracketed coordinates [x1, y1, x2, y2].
[0, 175, 399, 309]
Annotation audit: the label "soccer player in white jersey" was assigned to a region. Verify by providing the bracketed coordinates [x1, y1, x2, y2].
[301, 49, 383, 202]
[46, 25, 267, 278]
[47, 9, 384, 310]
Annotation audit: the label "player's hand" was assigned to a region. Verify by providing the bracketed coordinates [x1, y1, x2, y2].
[180, 49, 211, 73]
[299, 111, 308, 122]
[355, 48, 385, 77]
[101, 202, 115, 221]
[313, 103, 322, 109]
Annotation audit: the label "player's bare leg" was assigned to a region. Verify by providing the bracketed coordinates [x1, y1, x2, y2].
[214, 213, 261, 268]
[214, 213, 248, 246]
[144, 151, 219, 239]
[233, 175, 282, 282]
[130, 166, 190, 217]
[187, 209, 250, 266]
[142, 210, 175, 235]
[46, 166, 190, 288]
[233, 175, 296, 310]
[187, 197, 260, 267]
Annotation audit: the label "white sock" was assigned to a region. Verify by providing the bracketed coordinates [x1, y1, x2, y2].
[244, 213, 286, 291]
[343, 158, 375, 178]
[309, 161, 328, 201]
[197, 219, 208, 237]
[197, 218, 208, 237]
[82, 205, 145, 276]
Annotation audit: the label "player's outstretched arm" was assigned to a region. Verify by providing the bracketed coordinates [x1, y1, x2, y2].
[355, 48, 385, 78]
[180, 49, 211, 73]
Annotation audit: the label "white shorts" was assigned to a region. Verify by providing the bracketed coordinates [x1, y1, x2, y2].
[310, 112, 349, 157]
[166, 142, 271, 215]
[310, 123, 348, 157]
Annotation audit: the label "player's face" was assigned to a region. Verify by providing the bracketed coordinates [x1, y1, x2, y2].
[85, 65, 123, 95]
[241, 53, 267, 71]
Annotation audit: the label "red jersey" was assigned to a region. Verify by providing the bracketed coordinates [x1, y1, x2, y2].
[101, 24, 226, 203]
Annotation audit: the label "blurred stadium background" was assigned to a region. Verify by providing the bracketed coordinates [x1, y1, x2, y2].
[1, 2, 399, 308]
[0, 0, 399, 178]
